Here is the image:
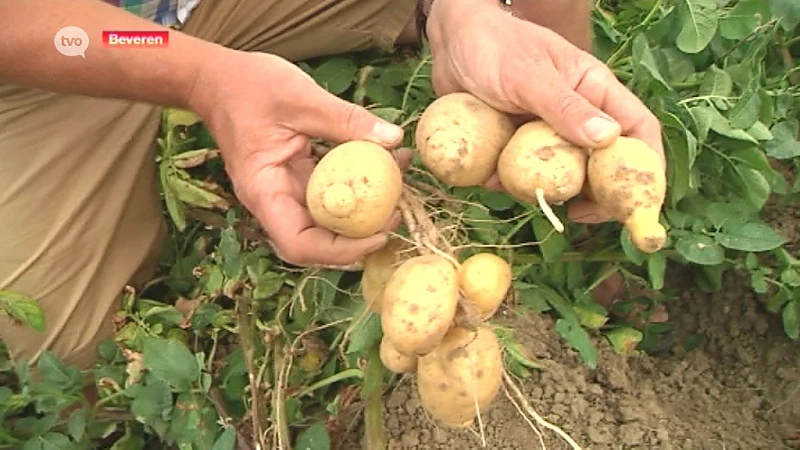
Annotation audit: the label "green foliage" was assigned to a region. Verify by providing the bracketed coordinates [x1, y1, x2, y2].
[1, 0, 798, 448]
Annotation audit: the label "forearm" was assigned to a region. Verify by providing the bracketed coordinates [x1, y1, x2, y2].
[0, 0, 226, 109]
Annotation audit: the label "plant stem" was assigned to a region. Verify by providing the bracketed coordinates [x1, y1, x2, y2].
[362, 346, 387, 450]
[237, 296, 269, 443]
[513, 250, 679, 265]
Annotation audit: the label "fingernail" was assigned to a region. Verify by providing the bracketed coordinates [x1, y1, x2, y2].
[365, 234, 389, 254]
[582, 117, 620, 145]
[371, 122, 403, 146]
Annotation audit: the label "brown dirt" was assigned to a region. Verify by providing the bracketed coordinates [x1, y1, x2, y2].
[350, 202, 800, 450]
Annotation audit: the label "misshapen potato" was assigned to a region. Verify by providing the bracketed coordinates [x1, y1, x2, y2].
[587, 136, 667, 253]
[381, 254, 459, 356]
[458, 253, 512, 320]
[361, 238, 414, 314]
[379, 336, 418, 374]
[306, 140, 402, 238]
[416, 326, 504, 427]
[415, 93, 516, 187]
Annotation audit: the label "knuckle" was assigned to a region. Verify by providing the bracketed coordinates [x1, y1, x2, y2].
[555, 92, 586, 118]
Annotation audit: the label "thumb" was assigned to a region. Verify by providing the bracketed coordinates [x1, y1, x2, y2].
[516, 66, 622, 149]
[291, 83, 404, 148]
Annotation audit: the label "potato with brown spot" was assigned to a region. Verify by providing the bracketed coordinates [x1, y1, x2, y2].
[415, 92, 516, 187]
[416, 326, 504, 427]
[497, 120, 588, 232]
[379, 336, 417, 374]
[380, 254, 459, 355]
[458, 252, 513, 320]
[306, 140, 402, 238]
[587, 136, 667, 253]
[360, 237, 413, 313]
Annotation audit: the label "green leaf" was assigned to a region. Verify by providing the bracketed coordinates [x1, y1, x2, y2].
[531, 216, 566, 262]
[769, 0, 800, 31]
[699, 65, 733, 98]
[676, 0, 719, 53]
[675, 235, 725, 265]
[632, 33, 670, 89]
[312, 57, 358, 95]
[0, 290, 45, 332]
[160, 163, 186, 231]
[554, 318, 598, 369]
[648, 252, 667, 290]
[295, 421, 331, 450]
[513, 282, 551, 312]
[783, 300, 799, 340]
[67, 408, 87, 442]
[141, 336, 200, 390]
[37, 351, 82, 389]
[129, 375, 173, 425]
[367, 106, 403, 124]
[719, 0, 773, 40]
[765, 120, 800, 160]
[714, 222, 788, 252]
[345, 313, 382, 355]
[212, 427, 237, 450]
[728, 90, 762, 130]
[164, 108, 202, 130]
[621, 228, 647, 265]
[706, 201, 752, 228]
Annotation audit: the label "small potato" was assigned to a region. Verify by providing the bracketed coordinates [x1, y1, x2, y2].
[497, 120, 588, 206]
[306, 140, 402, 238]
[379, 336, 417, 374]
[361, 238, 414, 314]
[416, 326, 504, 427]
[458, 253, 513, 320]
[381, 254, 459, 356]
[587, 136, 666, 253]
[415, 93, 516, 187]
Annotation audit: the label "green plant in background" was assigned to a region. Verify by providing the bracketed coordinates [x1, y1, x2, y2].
[1, 0, 798, 448]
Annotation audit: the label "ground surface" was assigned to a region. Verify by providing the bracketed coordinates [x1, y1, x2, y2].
[347, 204, 800, 450]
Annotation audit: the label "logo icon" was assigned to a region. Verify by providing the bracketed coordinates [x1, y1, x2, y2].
[54, 26, 89, 58]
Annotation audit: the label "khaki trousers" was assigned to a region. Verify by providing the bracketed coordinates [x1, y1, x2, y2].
[0, 0, 417, 371]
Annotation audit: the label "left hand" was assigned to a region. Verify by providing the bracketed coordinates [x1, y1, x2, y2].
[425, 0, 665, 223]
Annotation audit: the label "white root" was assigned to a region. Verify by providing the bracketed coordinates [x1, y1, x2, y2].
[503, 370, 582, 450]
[535, 187, 564, 233]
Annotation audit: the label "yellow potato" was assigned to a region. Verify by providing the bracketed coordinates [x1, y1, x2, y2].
[381, 254, 459, 356]
[306, 140, 402, 238]
[497, 120, 587, 206]
[379, 336, 417, 374]
[361, 238, 414, 314]
[416, 326, 504, 427]
[458, 253, 512, 320]
[587, 136, 667, 253]
[415, 92, 516, 187]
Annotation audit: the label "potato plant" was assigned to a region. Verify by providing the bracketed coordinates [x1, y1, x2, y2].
[0, 0, 798, 448]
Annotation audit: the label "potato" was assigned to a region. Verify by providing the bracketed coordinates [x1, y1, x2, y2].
[458, 253, 512, 320]
[381, 254, 459, 356]
[379, 335, 417, 374]
[306, 140, 402, 238]
[416, 326, 504, 427]
[360, 238, 414, 314]
[497, 120, 588, 206]
[587, 136, 667, 253]
[415, 92, 516, 187]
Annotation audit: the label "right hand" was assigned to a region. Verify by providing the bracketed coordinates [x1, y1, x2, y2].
[187, 49, 411, 267]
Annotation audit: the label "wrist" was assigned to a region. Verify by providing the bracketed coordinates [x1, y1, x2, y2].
[423, 0, 512, 43]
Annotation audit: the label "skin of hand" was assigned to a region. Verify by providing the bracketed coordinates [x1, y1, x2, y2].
[425, 0, 666, 224]
[187, 51, 412, 267]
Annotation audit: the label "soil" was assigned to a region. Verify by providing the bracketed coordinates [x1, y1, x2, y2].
[350, 203, 800, 450]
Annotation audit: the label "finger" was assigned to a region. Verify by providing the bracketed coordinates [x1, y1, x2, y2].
[566, 198, 612, 224]
[393, 147, 414, 172]
[289, 81, 404, 149]
[257, 192, 389, 266]
[566, 53, 665, 167]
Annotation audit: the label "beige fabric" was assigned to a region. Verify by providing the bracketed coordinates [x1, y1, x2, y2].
[0, 0, 417, 371]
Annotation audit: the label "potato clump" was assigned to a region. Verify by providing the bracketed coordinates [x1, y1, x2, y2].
[306, 140, 402, 238]
[587, 136, 667, 253]
[380, 254, 460, 356]
[415, 92, 516, 187]
[361, 238, 413, 314]
[416, 326, 504, 427]
[379, 336, 418, 374]
[497, 120, 588, 232]
[458, 253, 512, 320]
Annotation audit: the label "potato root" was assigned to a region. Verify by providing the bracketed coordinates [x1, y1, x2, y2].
[458, 253, 512, 320]
[497, 120, 588, 232]
[415, 93, 516, 187]
[416, 326, 504, 427]
[381, 254, 460, 356]
[361, 238, 414, 314]
[379, 336, 418, 374]
[587, 136, 667, 253]
[306, 140, 402, 238]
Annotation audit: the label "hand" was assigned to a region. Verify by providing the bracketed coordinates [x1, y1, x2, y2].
[187, 49, 410, 267]
[426, 0, 665, 223]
